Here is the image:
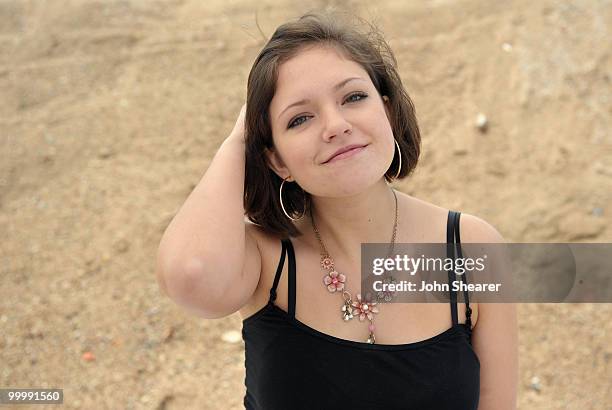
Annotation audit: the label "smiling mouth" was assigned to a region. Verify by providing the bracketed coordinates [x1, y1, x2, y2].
[323, 145, 368, 164]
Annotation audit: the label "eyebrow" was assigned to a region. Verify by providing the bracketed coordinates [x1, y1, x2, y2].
[277, 76, 366, 120]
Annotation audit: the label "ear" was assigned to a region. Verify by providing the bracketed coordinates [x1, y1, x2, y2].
[264, 147, 292, 181]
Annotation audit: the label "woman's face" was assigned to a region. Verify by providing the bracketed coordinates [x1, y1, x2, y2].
[266, 44, 396, 197]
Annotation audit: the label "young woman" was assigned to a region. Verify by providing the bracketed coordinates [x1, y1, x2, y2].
[156, 10, 518, 410]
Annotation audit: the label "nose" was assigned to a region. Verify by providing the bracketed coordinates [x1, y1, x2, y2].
[321, 105, 353, 142]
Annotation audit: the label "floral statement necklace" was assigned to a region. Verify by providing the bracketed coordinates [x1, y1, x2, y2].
[310, 188, 399, 344]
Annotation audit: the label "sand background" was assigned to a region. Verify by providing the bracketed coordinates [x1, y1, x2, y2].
[1, 0, 611, 409]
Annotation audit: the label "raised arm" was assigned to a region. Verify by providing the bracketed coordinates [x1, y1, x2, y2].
[155, 104, 261, 319]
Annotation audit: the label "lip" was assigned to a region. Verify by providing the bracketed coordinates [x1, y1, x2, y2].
[323, 144, 368, 164]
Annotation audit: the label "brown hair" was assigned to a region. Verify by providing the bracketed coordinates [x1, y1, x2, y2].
[244, 9, 421, 238]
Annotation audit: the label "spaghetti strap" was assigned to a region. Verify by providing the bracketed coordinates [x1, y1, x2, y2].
[286, 237, 297, 319]
[267, 237, 297, 319]
[453, 213, 473, 329]
[447, 211, 459, 326]
[268, 239, 287, 303]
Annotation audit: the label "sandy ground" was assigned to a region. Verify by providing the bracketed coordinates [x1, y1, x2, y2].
[1, 0, 611, 409]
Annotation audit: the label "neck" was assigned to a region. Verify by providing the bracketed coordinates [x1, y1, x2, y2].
[305, 179, 398, 262]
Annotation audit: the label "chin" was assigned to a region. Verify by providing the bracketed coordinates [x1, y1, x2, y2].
[315, 170, 388, 197]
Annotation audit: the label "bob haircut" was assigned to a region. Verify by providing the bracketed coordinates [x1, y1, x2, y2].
[244, 9, 421, 239]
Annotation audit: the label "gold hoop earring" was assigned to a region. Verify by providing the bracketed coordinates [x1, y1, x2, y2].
[393, 139, 402, 180]
[279, 176, 306, 221]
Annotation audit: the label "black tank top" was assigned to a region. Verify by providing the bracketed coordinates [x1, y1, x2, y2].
[242, 210, 479, 409]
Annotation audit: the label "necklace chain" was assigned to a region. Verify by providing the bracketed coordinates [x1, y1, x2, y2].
[309, 187, 399, 344]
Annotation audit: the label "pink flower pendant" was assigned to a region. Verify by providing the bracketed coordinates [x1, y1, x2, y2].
[320, 256, 379, 343]
[321, 255, 347, 293]
[323, 270, 346, 293]
[351, 293, 380, 322]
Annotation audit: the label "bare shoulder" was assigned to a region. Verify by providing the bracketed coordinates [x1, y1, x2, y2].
[455, 212, 507, 328]
[456, 212, 506, 244]
[399, 192, 505, 244]
[401, 193, 507, 328]
[240, 218, 285, 320]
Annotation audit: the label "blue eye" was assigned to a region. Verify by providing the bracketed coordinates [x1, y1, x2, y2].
[287, 92, 369, 129]
[345, 92, 368, 103]
[288, 115, 309, 128]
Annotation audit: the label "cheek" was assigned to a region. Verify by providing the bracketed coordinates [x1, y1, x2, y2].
[360, 103, 392, 133]
[368, 111, 395, 146]
[378, 108, 395, 136]
[279, 143, 316, 175]
[367, 114, 396, 166]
